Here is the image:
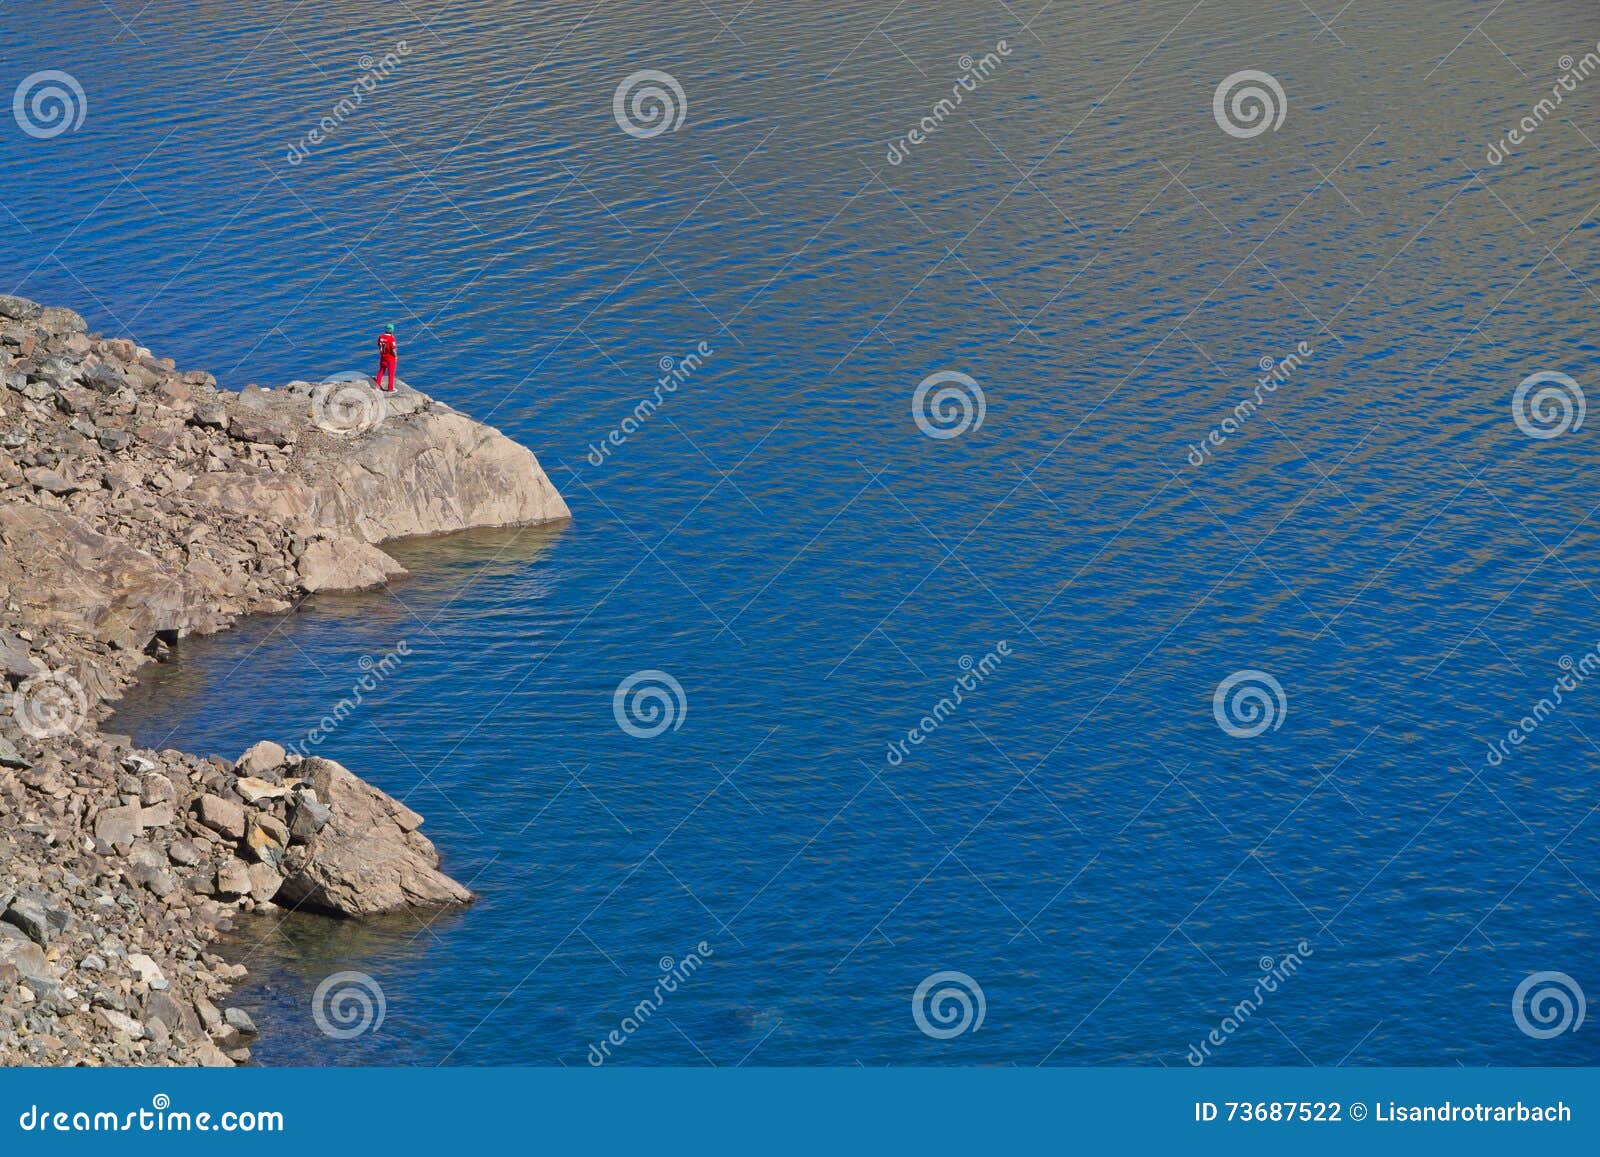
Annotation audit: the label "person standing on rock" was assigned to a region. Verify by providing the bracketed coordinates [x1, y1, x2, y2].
[374, 324, 398, 392]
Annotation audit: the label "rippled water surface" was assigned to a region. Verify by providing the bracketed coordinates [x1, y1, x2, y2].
[8, 0, 1600, 1064]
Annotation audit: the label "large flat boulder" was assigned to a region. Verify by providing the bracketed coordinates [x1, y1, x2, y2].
[199, 380, 567, 545]
[290, 384, 569, 542]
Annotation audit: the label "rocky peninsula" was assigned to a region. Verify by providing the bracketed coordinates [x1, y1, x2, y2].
[0, 295, 568, 1065]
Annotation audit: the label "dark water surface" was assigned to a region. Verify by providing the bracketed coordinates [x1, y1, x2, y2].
[6, 1, 1600, 1064]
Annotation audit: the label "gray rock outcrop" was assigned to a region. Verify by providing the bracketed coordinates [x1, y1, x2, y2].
[0, 296, 567, 1066]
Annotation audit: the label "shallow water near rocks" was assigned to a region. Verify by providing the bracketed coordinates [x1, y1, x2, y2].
[11, 0, 1600, 1064]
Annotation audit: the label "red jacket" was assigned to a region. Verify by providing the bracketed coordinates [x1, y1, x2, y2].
[377, 333, 397, 361]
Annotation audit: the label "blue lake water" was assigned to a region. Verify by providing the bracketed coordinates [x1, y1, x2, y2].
[6, 1, 1600, 1065]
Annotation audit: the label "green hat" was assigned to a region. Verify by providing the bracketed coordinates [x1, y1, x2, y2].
[384, 324, 394, 334]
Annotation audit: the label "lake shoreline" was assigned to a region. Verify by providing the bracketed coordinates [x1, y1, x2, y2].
[0, 295, 568, 1065]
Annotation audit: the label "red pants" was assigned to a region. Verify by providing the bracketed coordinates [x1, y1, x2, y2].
[375, 356, 396, 391]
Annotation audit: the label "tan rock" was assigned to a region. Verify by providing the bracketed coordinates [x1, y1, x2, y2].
[194, 794, 246, 840]
[185, 471, 311, 522]
[215, 860, 251, 898]
[235, 740, 286, 779]
[297, 537, 406, 593]
[94, 803, 143, 849]
[126, 953, 166, 989]
[0, 505, 217, 650]
[274, 757, 472, 916]
[244, 816, 286, 865]
[246, 861, 282, 904]
[95, 1007, 144, 1040]
[296, 388, 569, 542]
[235, 776, 288, 804]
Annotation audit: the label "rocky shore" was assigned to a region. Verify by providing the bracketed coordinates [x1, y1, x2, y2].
[0, 295, 568, 1065]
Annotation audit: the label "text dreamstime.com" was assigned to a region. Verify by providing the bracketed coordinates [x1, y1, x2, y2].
[288, 641, 411, 758]
[18, 1096, 284, 1134]
[1485, 43, 1600, 165]
[285, 41, 410, 165]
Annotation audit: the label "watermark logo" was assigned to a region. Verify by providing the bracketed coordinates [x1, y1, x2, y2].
[312, 971, 386, 1040]
[1512, 370, 1585, 440]
[913, 370, 985, 439]
[886, 41, 1012, 165]
[613, 669, 687, 738]
[285, 42, 409, 166]
[9, 670, 88, 738]
[587, 341, 713, 467]
[13, 70, 87, 139]
[1186, 342, 1313, 467]
[587, 942, 714, 1065]
[1212, 669, 1287, 738]
[1187, 943, 1313, 1065]
[311, 372, 389, 437]
[1513, 970, 1586, 1040]
[1487, 46, 1600, 164]
[885, 643, 1011, 766]
[912, 970, 985, 1039]
[613, 70, 687, 139]
[15, 1092, 285, 1133]
[1212, 70, 1286, 139]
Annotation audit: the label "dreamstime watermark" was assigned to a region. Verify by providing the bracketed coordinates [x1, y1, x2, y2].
[613, 69, 687, 138]
[1212, 69, 1286, 139]
[586, 341, 712, 466]
[1486, 46, 1600, 165]
[613, 669, 687, 738]
[1481, 645, 1600, 768]
[7, 670, 88, 739]
[1212, 669, 1287, 738]
[288, 642, 411, 758]
[12, 70, 86, 139]
[312, 971, 386, 1040]
[886, 41, 1013, 165]
[885, 643, 1010, 766]
[913, 369, 985, 439]
[285, 42, 410, 165]
[1186, 942, 1313, 1065]
[1186, 342, 1313, 466]
[311, 371, 389, 436]
[16, 1094, 284, 1134]
[1511, 370, 1585, 440]
[912, 970, 986, 1039]
[587, 942, 714, 1064]
[1512, 970, 1586, 1040]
